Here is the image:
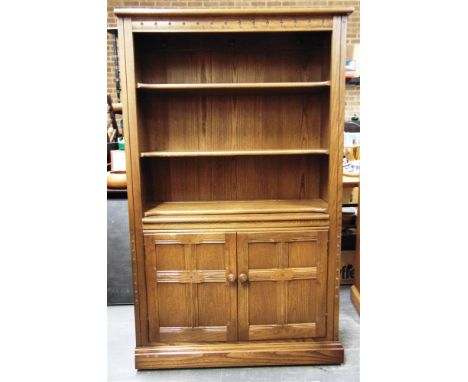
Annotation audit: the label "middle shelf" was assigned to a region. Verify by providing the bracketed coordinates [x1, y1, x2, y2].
[137, 81, 330, 93]
[140, 149, 329, 158]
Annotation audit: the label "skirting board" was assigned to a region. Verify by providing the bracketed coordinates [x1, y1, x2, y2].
[135, 340, 344, 369]
[351, 285, 360, 314]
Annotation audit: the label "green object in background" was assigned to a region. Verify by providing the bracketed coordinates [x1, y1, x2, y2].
[351, 114, 359, 121]
[118, 138, 125, 150]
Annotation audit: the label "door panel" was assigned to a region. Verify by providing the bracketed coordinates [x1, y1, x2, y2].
[248, 281, 278, 325]
[238, 230, 328, 341]
[157, 283, 191, 327]
[287, 279, 317, 323]
[144, 232, 237, 343]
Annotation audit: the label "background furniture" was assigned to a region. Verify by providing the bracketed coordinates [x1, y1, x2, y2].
[351, 189, 360, 313]
[107, 192, 133, 305]
[343, 120, 359, 310]
[116, 7, 352, 369]
[341, 175, 359, 285]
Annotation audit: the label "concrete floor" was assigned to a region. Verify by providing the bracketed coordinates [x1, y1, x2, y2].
[108, 286, 360, 382]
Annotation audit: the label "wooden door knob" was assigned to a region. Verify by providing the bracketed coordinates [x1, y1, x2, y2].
[239, 273, 248, 284]
[227, 273, 236, 283]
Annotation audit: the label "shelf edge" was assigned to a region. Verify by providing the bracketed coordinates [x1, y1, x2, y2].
[137, 81, 330, 90]
[140, 150, 330, 158]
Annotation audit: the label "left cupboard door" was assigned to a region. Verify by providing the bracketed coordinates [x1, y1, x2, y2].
[144, 232, 238, 343]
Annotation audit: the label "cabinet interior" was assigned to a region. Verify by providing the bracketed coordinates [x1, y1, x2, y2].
[134, 31, 333, 215]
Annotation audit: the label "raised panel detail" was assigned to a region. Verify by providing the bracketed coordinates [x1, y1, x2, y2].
[155, 270, 226, 283]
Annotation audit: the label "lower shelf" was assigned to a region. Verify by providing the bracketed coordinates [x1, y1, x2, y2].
[144, 199, 328, 217]
[135, 340, 344, 369]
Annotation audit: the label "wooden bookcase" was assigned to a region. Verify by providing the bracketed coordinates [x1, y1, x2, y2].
[116, 7, 352, 369]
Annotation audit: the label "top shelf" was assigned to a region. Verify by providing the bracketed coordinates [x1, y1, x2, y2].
[137, 81, 330, 93]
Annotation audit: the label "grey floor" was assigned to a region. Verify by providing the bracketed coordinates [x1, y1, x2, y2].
[108, 286, 360, 382]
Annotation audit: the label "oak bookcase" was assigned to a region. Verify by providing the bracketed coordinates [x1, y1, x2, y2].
[116, 7, 352, 369]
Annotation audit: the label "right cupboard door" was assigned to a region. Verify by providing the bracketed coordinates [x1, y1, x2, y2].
[237, 230, 328, 341]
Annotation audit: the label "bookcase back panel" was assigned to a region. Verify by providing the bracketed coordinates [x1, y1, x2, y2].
[141, 155, 328, 202]
[139, 91, 328, 152]
[135, 32, 331, 84]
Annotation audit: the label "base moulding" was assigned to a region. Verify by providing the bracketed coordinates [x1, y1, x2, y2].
[135, 340, 344, 369]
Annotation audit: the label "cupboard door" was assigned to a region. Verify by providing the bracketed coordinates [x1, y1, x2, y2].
[238, 230, 328, 341]
[144, 232, 237, 343]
